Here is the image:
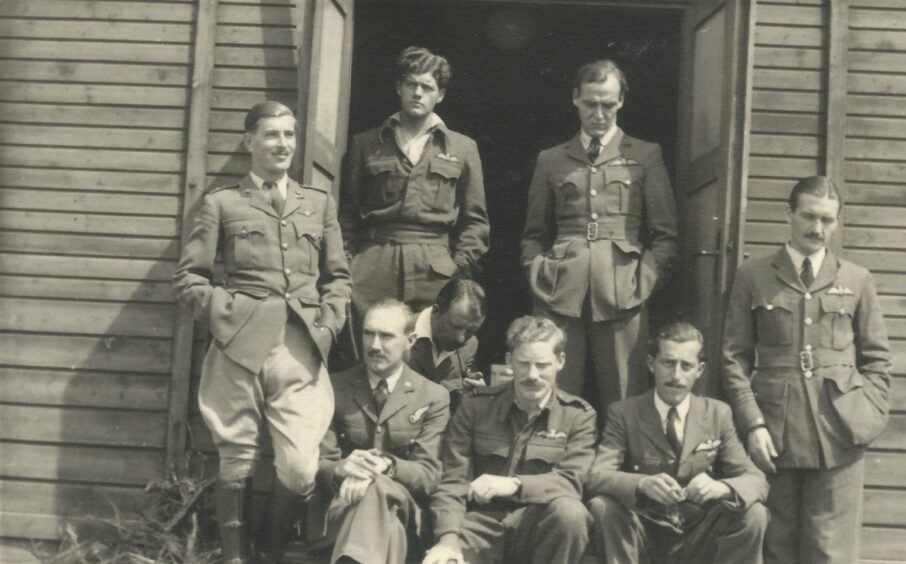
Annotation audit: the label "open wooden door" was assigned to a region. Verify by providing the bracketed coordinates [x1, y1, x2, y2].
[294, 0, 354, 196]
[678, 0, 752, 397]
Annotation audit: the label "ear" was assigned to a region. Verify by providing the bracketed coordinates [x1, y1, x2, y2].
[396, 80, 403, 98]
[406, 331, 417, 348]
[646, 354, 656, 374]
[695, 361, 706, 380]
[437, 88, 446, 105]
[505, 351, 512, 367]
[555, 351, 566, 372]
[572, 87, 580, 107]
[243, 132, 253, 152]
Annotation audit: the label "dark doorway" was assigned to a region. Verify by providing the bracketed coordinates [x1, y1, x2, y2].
[348, 1, 683, 372]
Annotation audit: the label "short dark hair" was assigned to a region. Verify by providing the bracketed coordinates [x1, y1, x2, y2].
[365, 298, 416, 334]
[435, 279, 486, 320]
[573, 59, 628, 98]
[396, 46, 451, 89]
[244, 101, 294, 133]
[506, 316, 566, 356]
[788, 175, 843, 214]
[648, 321, 706, 362]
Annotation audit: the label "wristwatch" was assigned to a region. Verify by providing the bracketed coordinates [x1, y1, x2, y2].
[381, 454, 397, 478]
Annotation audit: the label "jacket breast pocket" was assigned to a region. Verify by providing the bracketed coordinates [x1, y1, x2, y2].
[818, 295, 856, 350]
[223, 219, 267, 269]
[753, 297, 796, 346]
[524, 437, 567, 467]
[474, 432, 510, 467]
[366, 156, 405, 207]
[553, 172, 583, 216]
[604, 162, 642, 216]
[292, 219, 322, 274]
[423, 158, 462, 212]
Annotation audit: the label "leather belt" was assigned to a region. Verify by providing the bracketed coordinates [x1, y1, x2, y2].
[757, 350, 855, 370]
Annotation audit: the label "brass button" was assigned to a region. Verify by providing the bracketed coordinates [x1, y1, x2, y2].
[804, 292, 812, 300]
[281, 220, 287, 227]
[376, 427, 382, 433]
[839, 308, 846, 314]
[281, 242, 289, 250]
[284, 292, 291, 299]
[766, 304, 774, 311]
[804, 344, 813, 351]
[590, 189, 598, 196]
[284, 268, 291, 275]
[804, 370, 813, 379]
[805, 317, 813, 326]
[590, 166, 597, 173]
[590, 212, 599, 220]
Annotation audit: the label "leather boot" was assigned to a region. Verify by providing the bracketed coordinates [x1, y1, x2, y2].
[214, 477, 254, 564]
[255, 479, 309, 562]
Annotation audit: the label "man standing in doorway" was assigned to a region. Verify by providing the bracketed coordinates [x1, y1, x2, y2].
[521, 59, 679, 412]
[174, 101, 351, 562]
[339, 46, 489, 322]
[722, 176, 891, 563]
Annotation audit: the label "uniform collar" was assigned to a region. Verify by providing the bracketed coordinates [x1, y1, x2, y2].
[579, 125, 619, 151]
[653, 391, 691, 431]
[785, 243, 826, 276]
[382, 112, 446, 138]
[367, 363, 404, 393]
[248, 171, 288, 197]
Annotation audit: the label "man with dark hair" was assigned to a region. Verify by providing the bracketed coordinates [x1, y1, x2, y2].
[722, 175, 891, 562]
[173, 101, 351, 562]
[339, 46, 489, 324]
[423, 316, 596, 564]
[521, 59, 679, 414]
[407, 278, 487, 410]
[315, 299, 450, 564]
[586, 321, 767, 564]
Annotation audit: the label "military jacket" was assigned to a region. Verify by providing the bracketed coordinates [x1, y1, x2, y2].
[521, 129, 678, 320]
[722, 248, 891, 469]
[407, 335, 478, 395]
[173, 175, 351, 373]
[430, 383, 597, 539]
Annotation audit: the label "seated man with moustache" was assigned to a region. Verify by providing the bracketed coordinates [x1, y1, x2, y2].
[315, 299, 450, 564]
[585, 321, 767, 564]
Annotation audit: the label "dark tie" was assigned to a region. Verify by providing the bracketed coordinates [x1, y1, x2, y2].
[666, 407, 682, 458]
[587, 136, 602, 161]
[263, 180, 284, 216]
[801, 257, 814, 288]
[374, 379, 390, 414]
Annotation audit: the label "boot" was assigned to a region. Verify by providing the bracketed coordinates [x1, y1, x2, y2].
[255, 479, 308, 562]
[214, 477, 254, 564]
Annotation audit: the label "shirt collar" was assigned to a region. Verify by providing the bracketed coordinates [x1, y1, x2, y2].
[248, 171, 288, 195]
[579, 125, 618, 151]
[368, 363, 404, 393]
[412, 306, 456, 365]
[785, 243, 826, 276]
[385, 112, 445, 137]
[653, 391, 691, 428]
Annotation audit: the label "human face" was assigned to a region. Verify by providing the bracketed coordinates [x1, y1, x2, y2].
[362, 307, 414, 378]
[431, 300, 484, 352]
[396, 72, 445, 121]
[649, 339, 705, 407]
[572, 74, 624, 138]
[244, 114, 296, 180]
[506, 340, 565, 408]
[787, 194, 840, 256]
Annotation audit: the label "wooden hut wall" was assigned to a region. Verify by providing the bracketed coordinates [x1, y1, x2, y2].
[744, 0, 906, 559]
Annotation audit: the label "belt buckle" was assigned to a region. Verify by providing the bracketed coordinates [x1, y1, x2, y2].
[586, 222, 598, 241]
[799, 350, 814, 372]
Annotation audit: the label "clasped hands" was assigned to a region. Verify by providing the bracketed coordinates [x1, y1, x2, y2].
[638, 472, 731, 506]
[334, 448, 391, 504]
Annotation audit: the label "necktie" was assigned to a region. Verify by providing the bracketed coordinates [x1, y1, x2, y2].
[374, 379, 390, 414]
[263, 180, 284, 216]
[587, 136, 602, 161]
[801, 257, 814, 288]
[666, 407, 682, 458]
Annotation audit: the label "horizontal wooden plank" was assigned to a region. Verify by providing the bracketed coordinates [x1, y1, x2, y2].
[745, 221, 906, 250]
[752, 90, 825, 113]
[863, 489, 906, 526]
[0, 479, 142, 518]
[755, 24, 823, 48]
[0, 252, 175, 281]
[848, 138, 906, 161]
[0, 18, 193, 43]
[0, 82, 188, 107]
[0, 275, 175, 303]
[0, 60, 189, 86]
[0, 231, 180, 260]
[850, 29, 906, 51]
[742, 244, 906, 275]
[1, 297, 175, 338]
[746, 201, 906, 228]
[878, 296, 906, 318]
[210, 89, 297, 112]
[874, 413, 906, 450]
[0, 167, 183, 194]
[0, 38, 191, 65]
[850, 72, 906, 96]
[0, 124, 186, 152]
[219, 4, 298, 26]
[208, 131, 247, 153]
[0, 188, 180, 216]
[212, 67, 296, 90]
[753, 68, 823, 91]
[756, 4, 824, 26]
[847, 115, 906, 140]
[754, 46, 824, 70]
[0, 210, 179, 238]
[750, 133, 822, 157]
[0, 443, 164, 486]
[0, 367, 168, 410]
[215, 45, 296, 68]
[0, 146, 185, 173]
[749, 156, 821, 178]
[875, 273, 906, 297]
[865, 451, 906, 487]
[851, 7, 906, 31]
[0, 1, 194, 22]
[0, 332, 172, 374]
[217, 24, 296, 47]
[0, 511, 63, 541]
[845, 160, 906, 183]
[861, 525, 906, 561]
[850, 50, 906, 74]
[891, 375, 906, 410]
[208, 153, 252, 176]
[0, 102, 187, 129]
[837, 181, 906, 206]
[751, 111, 822, 135]
[0, 405, 167, 448]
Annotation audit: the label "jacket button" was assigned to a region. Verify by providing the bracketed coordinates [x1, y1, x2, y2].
[284, 292, 291, 299]
[805, 317, 813, 326]
[805, 292, 812, 300]
[590, 189, 598, 196]
[281, 220, 287, 227]
[590, 212, 598, 220]
[281, 242, 289, 250]
[804, 344, 813, 351]
[376, 427, 382, 433]
[284, 268, 291, 275]
[766, 304, 774, 310]
[590, 166, 597, 173]
[633, 465, 639, 471]
[839, 308, 846, 314]
[804, 370, 813, 379]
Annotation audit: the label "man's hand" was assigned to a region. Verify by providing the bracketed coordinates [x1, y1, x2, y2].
[422, 534, 464, 564]
[468, 474, 520, 504]
[746, 427, 778, 474]
[338, 476, 372, 505]
[638, 473, 685, 505]
[462, 377, 485, 388]
[684, 473, 732, 505]
[335, 449, 389, 480]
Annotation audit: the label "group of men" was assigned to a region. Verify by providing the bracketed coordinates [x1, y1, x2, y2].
[174, 44, 892, 564]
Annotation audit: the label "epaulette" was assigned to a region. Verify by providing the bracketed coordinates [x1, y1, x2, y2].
[469, 382, 509, 397]
[555, 388, 593, 412]
[206, 183, 239, 195]
[299, 183, 328, 194]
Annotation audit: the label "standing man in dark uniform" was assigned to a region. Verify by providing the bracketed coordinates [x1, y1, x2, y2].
[422, 316, 597, 564]
[316, 299, 449, 564]
[521, 59, 678, 413]
[339, 46, 489, 321]
[722, 176, 891, 563]
[173, 101, 351, 563]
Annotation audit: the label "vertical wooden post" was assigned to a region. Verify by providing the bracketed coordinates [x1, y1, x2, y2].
[167, 0, 219, 470]
[826, 0, 848, 255]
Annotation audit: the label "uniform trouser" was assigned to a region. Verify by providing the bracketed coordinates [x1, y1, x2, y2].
[198, 318, 334, 494]
[588, 494, 767, 564]
[456, 498, 591, 564]
[535, 299, 649, 414]
[765, 458, 865, 564]
[325, 475, 420, 564]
